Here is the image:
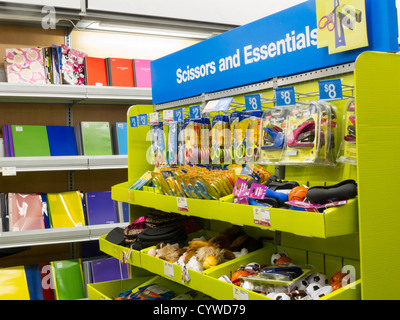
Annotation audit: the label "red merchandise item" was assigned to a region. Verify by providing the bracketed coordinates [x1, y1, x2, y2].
[106, 58, 135, 87]
[85, 57, 108, 86]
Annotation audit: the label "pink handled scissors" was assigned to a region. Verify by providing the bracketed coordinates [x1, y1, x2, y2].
[318, 6, 338, 32]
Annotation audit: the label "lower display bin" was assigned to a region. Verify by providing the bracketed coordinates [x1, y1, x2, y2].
[203, 244, 361, 300]
[87, 275, 214, 300]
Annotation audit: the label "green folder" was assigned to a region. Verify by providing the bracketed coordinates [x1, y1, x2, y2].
[51, 259, 86, 300]
[11, 125, 51, 157]
[79, 121, 113, 156]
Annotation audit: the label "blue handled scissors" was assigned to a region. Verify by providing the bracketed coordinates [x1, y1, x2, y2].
[318, 5, 338, 32]
[180, 182, 196, 198]
[193, 181, 212, 200]
[118, 290, 132, 300]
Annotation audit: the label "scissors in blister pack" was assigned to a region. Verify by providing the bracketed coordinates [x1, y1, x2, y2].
[187, 180, 212, 200]
[115, 290, 132, 300]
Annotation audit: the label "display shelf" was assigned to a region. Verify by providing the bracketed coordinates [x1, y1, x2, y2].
[99, 234, 142, 268]
[202, 245, 361, 300]
[87, 275, 214, 300]
[97, 236, 361, 300]
[0, 155, 127, 174]
[0, 83, 152, 105]
[111, 182, 358, 239]
[0, 222, 127, 249]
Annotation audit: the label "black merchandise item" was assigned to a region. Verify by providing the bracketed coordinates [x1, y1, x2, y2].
[131, 225, 187, 250]
[306, 179, 358, 204]
[105, 227, 127, 246]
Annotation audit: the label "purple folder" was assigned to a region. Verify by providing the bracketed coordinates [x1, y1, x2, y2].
[2, 125, 9, 157]
[85, 191, 118, 225]
[90, 257, 129, 283]
[7, 125, 15, 157]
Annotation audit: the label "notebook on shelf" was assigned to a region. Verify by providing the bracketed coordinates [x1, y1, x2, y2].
[111, 122, 127, 155]
[7, 193, 45, 232]
[106, 57, 135, 87]
[90, 257, 129, 283]
[4, 48, 47, 84]
[133, 59, 152, 88]
[85, 191, 118, 225]
[50, 259, 86, 300]
[76, 121, 113, 156]
[46, 190, 86, 228]
[46, 125, 79, 156]
[10, 125, 51, 157]
[60, 44, 87, 86]
[84, 57, 108, 87]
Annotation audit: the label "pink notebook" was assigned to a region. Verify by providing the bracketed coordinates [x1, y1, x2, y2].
[133, 59, 152, 88]
[61, 44, 87, 85]
[8, 193, 45, 231]
[4, 48, 46, 84]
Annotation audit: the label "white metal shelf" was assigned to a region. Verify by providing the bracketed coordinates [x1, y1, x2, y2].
[0, 222, 128, 249]
[0, 155, 128, 174]
[0, 83, 152, 105]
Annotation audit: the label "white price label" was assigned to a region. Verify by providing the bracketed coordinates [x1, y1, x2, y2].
[233, 287, 249, 300]
[127, 190, 134, 202]
[163, 261, 175, 279]
[202, 100, 220, 113]
[177, 197, 189, 212]
[149, 112, 160, 125]
[2, 167, 16, 176]
[253, 207, 271, 227]
[163, 110, 174, 123]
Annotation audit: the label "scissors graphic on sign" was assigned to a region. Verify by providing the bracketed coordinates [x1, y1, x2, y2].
[318, 5, 339, 32]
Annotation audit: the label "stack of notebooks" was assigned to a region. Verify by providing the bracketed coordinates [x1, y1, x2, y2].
[0, 190, 128, 232]
[3, 46, 152, 88]
[1, 121, 127, 157]
[0, 257, 129, 300]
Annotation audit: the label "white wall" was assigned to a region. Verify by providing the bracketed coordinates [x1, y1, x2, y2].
[0, 0, 81, 9]
[87, 0, 308, 26]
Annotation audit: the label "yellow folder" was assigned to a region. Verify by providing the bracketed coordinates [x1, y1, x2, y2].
[0, 266, 30, 300]
[47, 191, 86, 228]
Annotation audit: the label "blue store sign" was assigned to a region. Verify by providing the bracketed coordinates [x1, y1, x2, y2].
[151, 0, 398, 105]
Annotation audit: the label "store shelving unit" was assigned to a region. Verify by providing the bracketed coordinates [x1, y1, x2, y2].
[96, 51, 400, 300]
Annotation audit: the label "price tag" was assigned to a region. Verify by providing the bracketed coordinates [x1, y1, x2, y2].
[2, 167, 16, 176]
[127, 190, 134, 202]
[189, 105, 201, 119]
[163, 110, 174, 123]
[163, 261, 174, 279]
[275, 87, 296, 106]
[173, 108, 184, 122]
[129, 116, 138, 128]
[253, 207, 271, 227]
[149, 112, 160, 125]
[202, 100, 220, 113]
[216, 97, 233, 111]
[233, 287, 249, 300]
[319, 79, 343, 100]
[245, 94, 262, 111]
[202, 97, 233, 113]
[138, 114, 148, 126]
[177, 197, 188, 212]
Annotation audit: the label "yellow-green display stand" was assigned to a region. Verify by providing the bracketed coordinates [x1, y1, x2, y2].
[104, 51, 400, 300]
[355, 52, 400, 300]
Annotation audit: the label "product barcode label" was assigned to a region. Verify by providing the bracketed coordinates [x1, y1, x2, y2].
[253, 207, 271, 227]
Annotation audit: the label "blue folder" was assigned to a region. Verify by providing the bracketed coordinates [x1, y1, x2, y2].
[46, 126, 79, 156]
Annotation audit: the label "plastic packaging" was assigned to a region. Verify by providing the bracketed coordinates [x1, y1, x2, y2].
[337, 99, 356, 165]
